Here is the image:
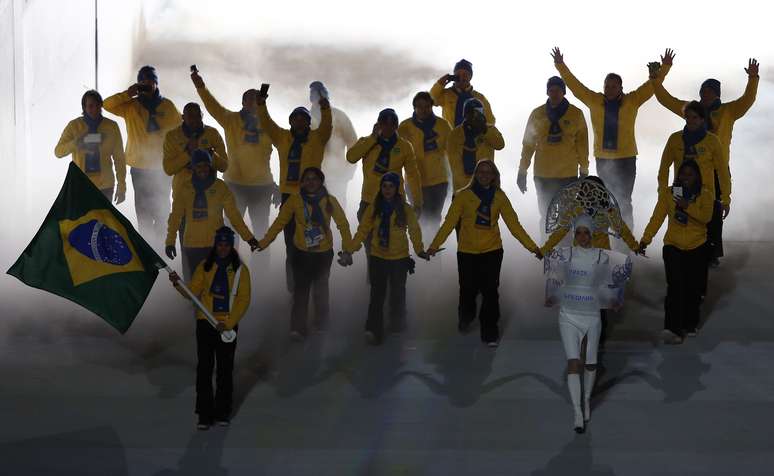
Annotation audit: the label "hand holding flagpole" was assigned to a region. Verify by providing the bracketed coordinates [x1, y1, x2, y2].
[166, 266, 236, 343]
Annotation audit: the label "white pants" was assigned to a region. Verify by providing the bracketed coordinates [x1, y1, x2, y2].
[558, 309, 601, 365]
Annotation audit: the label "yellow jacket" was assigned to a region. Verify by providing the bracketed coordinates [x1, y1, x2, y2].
[658, 131, 731, 206]
[259, 192, 352, 252]
[446, 125, 505, 192]
[556, 63, 670, 159]
[163, 124, 228, 195]
[103, 92, 180, 169]
[196, 87, 276, 186]
[429, 81, 496, 126]
[641, 187, 714, 251]
[653, 75, 759, 162]
[176, 260, 251, 330]
[540, 209, 638, 255]
[345, 202, 424, 260]
[520, 103, 589, 178]
[166, 178, 254, 248]
[430, 188, 538, 255]
[54, 116, 126, 191]
[398, 116, 453, 187]
[346, 135, 423, 206]
[257, 103, 331, 195]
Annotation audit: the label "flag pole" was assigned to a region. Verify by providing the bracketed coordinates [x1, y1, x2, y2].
[163, 266, 236, 343]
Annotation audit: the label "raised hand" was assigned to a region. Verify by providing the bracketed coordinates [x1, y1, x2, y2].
[439, 73, 453, 85]
[191, 70, 205, 89]
[371, 123, 381, 139]
[647, 62, 661, 79]
[127, 83, 139, 98]
[745, 58, 759, 77]
[661, 48, 675, 66]
[551, 47, 563, 65]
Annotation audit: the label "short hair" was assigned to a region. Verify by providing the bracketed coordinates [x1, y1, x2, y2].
[412, 91, 434, 107]
[683, 100, 707, 120]
[183, 102, 202, 114]
[605, 73, 623, 86]
[81, 90, 103, 110]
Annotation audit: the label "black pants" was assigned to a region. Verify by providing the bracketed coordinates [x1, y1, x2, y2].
[707, 172, 724, 260]
[182, 247, 211, 282]
[367, 256, 408, 342]
[663, 243, 709, 337]
[290, 249, 334, 335]
[130, 167, 170, 239]
[229, 182, 274, 242]
[457, 249, 504, 342]
[421, 182, 448, 229]
[281, 193, 297, 292]
[196, 320, 237, 422]
[596, 157, 636, 229]
[534, 176, 577, 239]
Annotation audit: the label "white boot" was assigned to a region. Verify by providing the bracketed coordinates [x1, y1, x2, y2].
[583, 368, 597, 423]
[567, 373, 584, 433]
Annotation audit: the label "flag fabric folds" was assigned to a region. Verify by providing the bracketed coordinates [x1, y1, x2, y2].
[7, 162, 165, 333]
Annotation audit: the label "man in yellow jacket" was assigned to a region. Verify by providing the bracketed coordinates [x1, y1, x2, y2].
[348, 108, 423, 222]
[165, 149, 258, 280]
[256, 89, 333, 290]
[430, 59, 495, 127]
[309, 81, 358, 212]
[192, 70, 279, 241]
[518, 76, 589, 239]
[398, 92, 453, 230]
[446, 98, 505, 193]
[551, 47, 669, 235]
[163, 102, 228, 196]
[653, 52, 759, 266]
[55, 90, 127, 203]
[104, 65, 180, 240]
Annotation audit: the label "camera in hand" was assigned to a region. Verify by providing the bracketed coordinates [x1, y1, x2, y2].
[258, 83, 270, 96]
[137, 84, 152, 93]
[190, 64, 198, 73]
[448, 74, 460, 82]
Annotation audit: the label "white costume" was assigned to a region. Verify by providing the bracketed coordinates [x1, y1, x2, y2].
[544, 214, 632, 431]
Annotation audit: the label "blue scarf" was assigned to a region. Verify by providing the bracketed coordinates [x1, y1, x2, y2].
[286, 129, 309, 183]
[301, 188, 329, 232]
[377, 198, 395, 248]
[411, 113, 438, 152]
[137, 89, 164, 133]
[81, 113, 103, 174]
[453, 87, 474, 126]
[240, 108, 260, 143]
[682, 124, 707, 161]
[462, 123, 479, 176]
[373, 133, 398, 174]
[471, 181, 495, 228]
[182, 122, 203, 140]
[191, 171, 215, 220]
[706, 98, 721, 132]
[546, 98, 569, 144]
[602, 96, 621, 150]
[210, 258, 230, 313]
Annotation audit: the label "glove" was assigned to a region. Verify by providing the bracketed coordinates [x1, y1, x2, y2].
[517, 172, 527, 194]
[248, 238, 260, 252]
[165, 245, 176, 260]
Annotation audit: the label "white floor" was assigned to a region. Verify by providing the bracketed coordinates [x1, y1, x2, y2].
[1, 241, 772, 475]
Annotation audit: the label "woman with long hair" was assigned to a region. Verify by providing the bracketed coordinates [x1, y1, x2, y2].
[427, 160, 542, 347]
[257, 167, 352, 340]
[639, 159, 714, 343]
[342, 172, 428, 345]
[168, 226, 251, 430]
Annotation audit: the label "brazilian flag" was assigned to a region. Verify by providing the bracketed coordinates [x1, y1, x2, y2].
[7, 162, 166, 333]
